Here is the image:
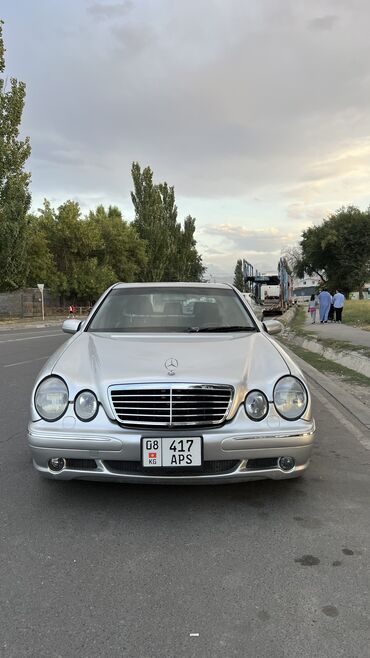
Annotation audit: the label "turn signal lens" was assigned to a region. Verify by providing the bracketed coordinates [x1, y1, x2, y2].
[74, 390, 98, 421]
[245, 390, 268, 421]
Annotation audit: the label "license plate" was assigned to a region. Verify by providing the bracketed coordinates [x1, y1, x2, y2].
[142, 437, 202, 468]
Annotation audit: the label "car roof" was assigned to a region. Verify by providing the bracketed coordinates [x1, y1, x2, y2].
[112, 282, 233, 290]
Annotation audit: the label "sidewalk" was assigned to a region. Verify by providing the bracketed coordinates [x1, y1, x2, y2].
[280, 305, 370, 379]
[304, 312, 370, 348]
[0, 315, 85, 331]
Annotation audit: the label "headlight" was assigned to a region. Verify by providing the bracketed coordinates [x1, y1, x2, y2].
[74, 390, 98, 421]
[245, 390, 268, 421]
[273, 376, 307, 420]
[35, 376, 69, 421]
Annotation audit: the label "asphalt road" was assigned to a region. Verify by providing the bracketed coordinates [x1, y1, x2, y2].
[1, 326, 369, 658]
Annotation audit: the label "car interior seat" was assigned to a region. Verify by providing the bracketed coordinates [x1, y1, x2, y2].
[164, 301, 183, 315]
[193, 302, 221, 327]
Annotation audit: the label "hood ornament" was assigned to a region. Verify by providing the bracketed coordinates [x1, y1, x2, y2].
[165, 357, 178, 376]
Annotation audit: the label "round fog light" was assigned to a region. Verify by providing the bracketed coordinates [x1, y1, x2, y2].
[278, 456, 295, 472]
[48, 457, 66, 472]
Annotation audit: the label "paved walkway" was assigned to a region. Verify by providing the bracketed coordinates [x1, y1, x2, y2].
[304, 311, 370, 348]
[0, 316, 88, 332]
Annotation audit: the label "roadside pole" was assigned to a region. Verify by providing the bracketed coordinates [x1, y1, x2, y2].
[37, 283, 45, 321]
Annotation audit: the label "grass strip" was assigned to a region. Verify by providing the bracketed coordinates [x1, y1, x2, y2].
[278, 337, 370, 388]
[342, 300, 370, 331]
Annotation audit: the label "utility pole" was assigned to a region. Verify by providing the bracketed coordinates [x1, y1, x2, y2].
[37, 283, 45, 321]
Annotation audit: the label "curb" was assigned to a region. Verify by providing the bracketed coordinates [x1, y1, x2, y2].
[0, 318, 86, 332]
[282, 344, 370, 432]
[0, 321, 63, 331]
[283, 331, 370, 378]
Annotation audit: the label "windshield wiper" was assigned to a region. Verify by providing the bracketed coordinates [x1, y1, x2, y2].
[187, 325, 256, 333]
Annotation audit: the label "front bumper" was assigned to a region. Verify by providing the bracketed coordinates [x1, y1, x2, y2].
[28, 418, 316, 484]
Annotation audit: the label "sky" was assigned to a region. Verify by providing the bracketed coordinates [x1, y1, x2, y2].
[2, 0, 370, 281]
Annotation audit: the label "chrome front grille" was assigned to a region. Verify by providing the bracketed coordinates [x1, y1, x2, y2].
[109, 384, 234, 427]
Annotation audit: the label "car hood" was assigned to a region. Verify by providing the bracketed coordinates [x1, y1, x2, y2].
[48, 331, 291, 414]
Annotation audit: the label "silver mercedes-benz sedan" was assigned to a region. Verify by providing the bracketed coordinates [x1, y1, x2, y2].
[28, 283, 315, 484]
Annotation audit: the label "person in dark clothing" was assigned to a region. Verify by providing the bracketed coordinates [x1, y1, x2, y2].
[333, 290, 345, 323]
[328, 293, 335, 322]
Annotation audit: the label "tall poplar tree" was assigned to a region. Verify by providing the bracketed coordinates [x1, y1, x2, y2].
[0, 20, 31, 290]
[131, 162, 204, 282]
[233, 259, 244, 291]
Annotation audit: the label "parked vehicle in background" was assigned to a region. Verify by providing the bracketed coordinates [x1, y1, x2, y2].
[243, 259, 293, 317]
[278, 257, 293, 311]
[261, 282, 281, 316]
[292, 275, 321, 304]
[28, 283, 315, 484]
[250, 273, 283, 316]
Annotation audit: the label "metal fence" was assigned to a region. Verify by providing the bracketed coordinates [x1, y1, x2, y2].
[0, 288, 90, 319]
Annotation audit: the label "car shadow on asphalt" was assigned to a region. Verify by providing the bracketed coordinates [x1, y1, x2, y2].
[38, 475, 310, 517]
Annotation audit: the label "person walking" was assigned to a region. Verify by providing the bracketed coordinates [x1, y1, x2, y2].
[318, 288, 331, 323]
[308, 294, 318, 323]
[328, 293, 335, 322]
[333, 289, 345, 323]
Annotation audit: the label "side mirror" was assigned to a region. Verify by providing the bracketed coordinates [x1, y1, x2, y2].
[62, 319, 81, 334]
[263, 319, 283, 335]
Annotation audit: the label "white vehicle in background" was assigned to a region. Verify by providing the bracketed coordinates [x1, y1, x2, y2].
[260, 283, 282, 316]
[292, 276, 321, 304]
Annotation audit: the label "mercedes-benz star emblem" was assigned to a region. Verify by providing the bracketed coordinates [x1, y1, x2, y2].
[165, 357, 178, 376]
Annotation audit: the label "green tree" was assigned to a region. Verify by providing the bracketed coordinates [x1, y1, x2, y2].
[298, 206, 370, 296]
[87, 204, 147, 282]
[36, 199, 113, 302]
[131, 163, 165, 280]
[131, 162, 204, 282]
[0, 20, 31, 290]
[233, 259, 244, 291]
[24, 213, 58, 288]
[26, 200, 148, 302]
[177, 215, 205, 281]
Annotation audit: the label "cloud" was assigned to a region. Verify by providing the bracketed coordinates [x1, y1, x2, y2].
[87, 1, 133, 20]
[308, 15, 339, 31]
[199, 222, 302, 276]
[203, 249, 284, 282]
[202, 224, 296, 253]
[3, 0, 370, 279]
[10, 0, 368, 199]
[284, 138, 370, 208]
[286, 203, 332, 223]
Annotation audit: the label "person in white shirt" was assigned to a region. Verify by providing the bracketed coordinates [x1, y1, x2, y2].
[333, 289, 345, 323]
[307, 294, 318, 323]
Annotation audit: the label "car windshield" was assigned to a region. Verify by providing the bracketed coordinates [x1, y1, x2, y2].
[86, 287, 257, 333]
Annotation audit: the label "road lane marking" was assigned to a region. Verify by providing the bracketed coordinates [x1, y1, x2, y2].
[0, 333, 61, 344]
[3, 356, 49, 368]
[0, 329, 61, 338]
